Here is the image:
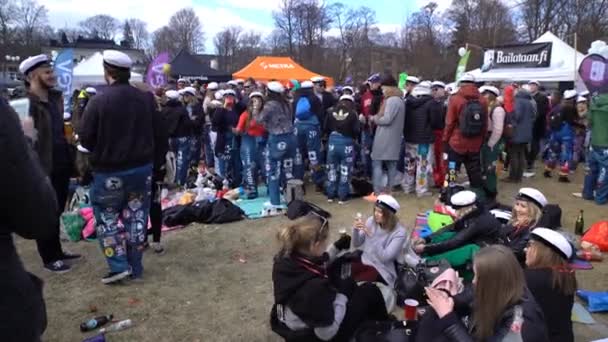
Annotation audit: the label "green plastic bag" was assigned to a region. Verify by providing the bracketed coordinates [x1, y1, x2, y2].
[428, 211, 454, 232]
[61, 212, 84, 242]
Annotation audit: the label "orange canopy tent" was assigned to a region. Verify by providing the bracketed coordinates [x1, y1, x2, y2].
[232, 56, 334, 86]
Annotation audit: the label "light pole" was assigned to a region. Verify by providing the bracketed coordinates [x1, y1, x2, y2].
[5, 55, 21, 80]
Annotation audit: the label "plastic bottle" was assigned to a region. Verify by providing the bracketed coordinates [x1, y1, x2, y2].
[80, 314, 113, 332]
[99, 319, 133, 333]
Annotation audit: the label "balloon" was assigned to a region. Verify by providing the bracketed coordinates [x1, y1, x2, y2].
[458, 47, 467, 57]
[162, 63, 171, 75]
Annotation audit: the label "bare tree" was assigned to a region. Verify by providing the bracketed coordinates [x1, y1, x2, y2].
[126, 18, 150, 50]
[79, 14, 120, 40]
[214, 26, 242, 71]
[0, 0, 16, 48]
[273, 0, 299, 57]
[293, 0, 332, 67]
[168, 8, 205, 53]
[152, 26, 180, 56]
[13, 0, 48, 46]
[122, 20, 134, 48]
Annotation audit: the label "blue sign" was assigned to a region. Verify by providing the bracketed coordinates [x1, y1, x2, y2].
[53, 49, 74, 113]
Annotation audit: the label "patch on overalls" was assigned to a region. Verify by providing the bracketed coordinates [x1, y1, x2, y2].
[277, 142, 287, 151]
[127, 194, 143, 211]
[104, 247, 115, 257]
[104, 177, 123, 191]
[102, 237, 116, 247]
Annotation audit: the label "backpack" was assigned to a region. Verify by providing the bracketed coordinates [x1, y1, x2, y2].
[459, 99, 485, 137]
[537, 204, 562, 230]
[286, 200, 331, 220]
[549, 110, 563, 131]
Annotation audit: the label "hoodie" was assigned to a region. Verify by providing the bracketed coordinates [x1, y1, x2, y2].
[443, 84, 488, 154]
[589, 94, 608, 147]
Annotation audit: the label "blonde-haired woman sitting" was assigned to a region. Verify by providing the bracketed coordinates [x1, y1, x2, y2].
[271, 214, 388, 342]
[499, 187, 547, 264]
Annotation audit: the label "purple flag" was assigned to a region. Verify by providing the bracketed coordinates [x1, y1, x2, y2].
[145, 52, 169, 88]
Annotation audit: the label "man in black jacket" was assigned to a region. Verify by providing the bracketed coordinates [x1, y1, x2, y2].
[19, 54, 80, 273]
[81, 50, 165, 284]
[526, 80, 549, 172]
[1, 97, 58, 341]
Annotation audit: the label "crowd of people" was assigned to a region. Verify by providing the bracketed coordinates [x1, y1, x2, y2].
[1, 45, 606, 341]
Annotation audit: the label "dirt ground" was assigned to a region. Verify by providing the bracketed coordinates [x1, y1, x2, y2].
[13, 166, 608, 342]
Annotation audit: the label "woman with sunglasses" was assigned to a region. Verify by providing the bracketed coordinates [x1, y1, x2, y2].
[271, 214, 388, 342]
[424, 245, 548, 342]
[351, 195, 407, 287]
[499, 187, 547, 265]
[525, 228, 576, 342]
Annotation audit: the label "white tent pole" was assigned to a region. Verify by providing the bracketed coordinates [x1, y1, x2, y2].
[573, 32, 578, 85]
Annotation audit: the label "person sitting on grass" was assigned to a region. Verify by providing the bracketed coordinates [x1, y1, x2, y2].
[499, 187, 547, 265]
[423, 245, 549, 341]
[525, 228, 576, 342]
[351, 195, 408, 287]
[271, 214, 388, 342]
[414, 190, 500, 273]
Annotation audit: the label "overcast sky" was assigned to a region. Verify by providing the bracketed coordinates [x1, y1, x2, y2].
[43, 0, 453, 52]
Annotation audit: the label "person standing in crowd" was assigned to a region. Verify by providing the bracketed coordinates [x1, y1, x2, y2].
[212, 89, 242, 186]
[236, 91, 267, 199]
[401, 81, 435, 197]
[571, 96, 589, 171]
[370, 74, 406, 195]
[202, 82, 219, 170]
[270, 215, 389, 341]
[358, 73, 383, 178]
[583, 91, 608, 205]
[19, 54, 80, 273]
[443, 73, 488, 200]
[404, 76, 420, 97]
[504, 86, 536, 183]
[256, 81, 296, 209]
[526, 80, 549, 173]
[81, 50, 164, 284]
[430, 81, 448, 188]
[1, 98, 60, 341]
[181, 86, 204, 169]
[424, 245, 549, 342]
[503, 80, 518, 114]
[479, 86, 505, 202]
[177, 78, 187, 90]
[544, 90, 577, 183]
[500, 187, 547, 265]
[293, 80, 325, 192]
[312, 76, 336, 113]
[525, 228, 576, 342]
[163, 90, 192, 186]
[324, 94, 360, 204]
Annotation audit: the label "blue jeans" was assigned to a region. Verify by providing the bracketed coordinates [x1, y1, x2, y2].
[90, 164, 152, 278]
[240, 135, 266, 199]
[267, 133, 297, 206]
[203, 124, 214, 168]
[358, 130, 373, 178]
[544, 125, 574, 175]
[294, 122, 324, 186]
[170, 137, 191, 185]
[372, 160, 398, 194]
[215, 132, 241, 186]
[583, 146, 608, 205]
[326, 133, 355, 201]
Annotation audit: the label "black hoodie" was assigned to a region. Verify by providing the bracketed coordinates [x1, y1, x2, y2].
[272, 253, 337, 327]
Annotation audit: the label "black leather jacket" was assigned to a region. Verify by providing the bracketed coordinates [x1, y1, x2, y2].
[424, 207, 501, 256]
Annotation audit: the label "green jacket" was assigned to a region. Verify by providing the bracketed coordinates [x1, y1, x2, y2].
[590, 94, 608, 148]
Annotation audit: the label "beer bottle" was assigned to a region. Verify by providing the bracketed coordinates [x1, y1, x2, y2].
[575, 210, 585, 235]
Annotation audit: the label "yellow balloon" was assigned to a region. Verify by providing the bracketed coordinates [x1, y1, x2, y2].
[162, 63, 171, 75]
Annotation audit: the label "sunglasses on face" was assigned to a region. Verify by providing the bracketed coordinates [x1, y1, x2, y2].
[308, 211, 329, 241]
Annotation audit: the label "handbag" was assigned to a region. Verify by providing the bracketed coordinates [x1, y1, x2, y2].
[350, 320, 416, 342]
[395, 259, 451, 306]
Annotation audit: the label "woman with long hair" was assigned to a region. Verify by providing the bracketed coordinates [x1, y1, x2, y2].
[424, 245, 549, 341]
[479, 86, 505, 201]
[525, 228, 576, 342]
[351, 195, 407, 286]
[211, 89, 241, 186]
[235, 91, 267, 199]
[257, 82, 297, 209]
[499, 187, 547, 265]
[271, 214, 388, 342]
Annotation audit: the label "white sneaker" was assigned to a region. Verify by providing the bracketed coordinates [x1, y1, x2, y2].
[338, 200, 346, 205]
[572, 192, 583, 198]
[327, 198, 334, 203]
[523, 172, 536, 178]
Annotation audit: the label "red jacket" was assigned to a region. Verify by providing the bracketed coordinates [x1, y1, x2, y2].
[503, 84, 517, 113]
[443, 84, 488, 154]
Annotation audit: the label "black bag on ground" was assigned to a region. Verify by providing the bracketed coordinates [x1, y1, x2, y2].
[537, 204, 562, 230]
[395, 259, 451, 306]
[459, 99, 485, 137]
[162, 199, 244, 226]
[351, 177, 373, 197]
[206, 198, 245, 223]
[286, 200, 331, 220]
[350, 320, 416, 342]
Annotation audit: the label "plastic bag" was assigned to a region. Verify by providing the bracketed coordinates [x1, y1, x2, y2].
[582, 221, 608, 252]
[577, 290, 608, 313]
[61, 212, 85, 242]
